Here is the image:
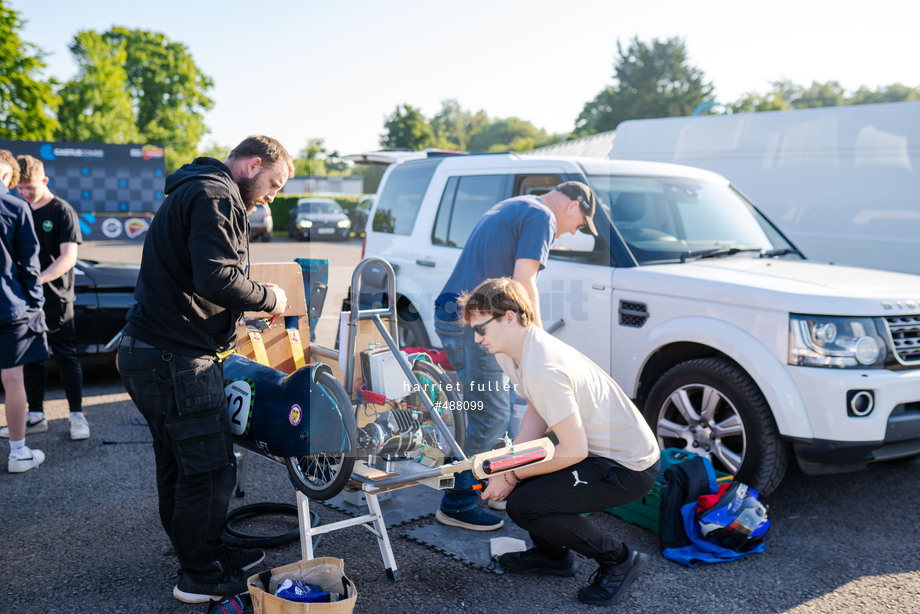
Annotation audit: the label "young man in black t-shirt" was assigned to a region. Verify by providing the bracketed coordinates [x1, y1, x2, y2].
[13, 155, 87, 440]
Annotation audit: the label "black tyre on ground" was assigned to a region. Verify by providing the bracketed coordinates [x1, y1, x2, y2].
[643, 357, 789, 496]
[285, 370, 357, 500]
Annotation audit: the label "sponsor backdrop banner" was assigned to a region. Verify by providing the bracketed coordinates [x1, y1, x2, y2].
[77, 212, 154, 242]
[1, 140, 166, 237]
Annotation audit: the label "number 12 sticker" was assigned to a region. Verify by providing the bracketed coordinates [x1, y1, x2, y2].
[224, 378, 254, 436]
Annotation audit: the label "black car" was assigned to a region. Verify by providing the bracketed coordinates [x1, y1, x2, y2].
[73, 259, 139, 365]
[288, 198, 351, 240]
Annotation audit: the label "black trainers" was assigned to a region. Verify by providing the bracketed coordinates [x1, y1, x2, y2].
[223, 546, 265, 571]
[173, 567, 249, 604]
[204, 594, 247, 613]
[499, 547, 579, 577]
[577, 549, 649, 606]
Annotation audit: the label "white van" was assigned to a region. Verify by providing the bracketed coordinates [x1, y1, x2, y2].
[609, 101, 920, 276]
[359, 151, 920, 495]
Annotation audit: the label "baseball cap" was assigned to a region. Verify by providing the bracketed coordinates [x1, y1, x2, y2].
[555, 181, 598, 235]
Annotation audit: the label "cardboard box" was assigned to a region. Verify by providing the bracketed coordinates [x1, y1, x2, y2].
[248, 262, 308, 318]
[248, 557, 357, 613]
[236, 319, 311, 374]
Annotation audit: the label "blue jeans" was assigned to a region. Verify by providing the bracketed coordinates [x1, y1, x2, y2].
[435, 316, 511, 513]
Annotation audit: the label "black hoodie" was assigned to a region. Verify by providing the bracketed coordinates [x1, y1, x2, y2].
[125, 157, 276, 355]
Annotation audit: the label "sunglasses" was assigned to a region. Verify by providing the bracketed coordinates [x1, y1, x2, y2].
[470, 314, 501, 336]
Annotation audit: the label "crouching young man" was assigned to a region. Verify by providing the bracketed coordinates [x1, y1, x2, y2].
[470, 278, 661, 606]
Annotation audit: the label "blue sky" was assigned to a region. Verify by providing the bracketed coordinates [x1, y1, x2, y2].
[11, 0, 916, 157]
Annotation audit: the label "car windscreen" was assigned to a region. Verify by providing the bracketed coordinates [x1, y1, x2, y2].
[298, 200, 341, 214]
[587, 175, 796, 265]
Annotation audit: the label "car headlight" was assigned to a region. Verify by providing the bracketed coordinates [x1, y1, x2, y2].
[297, 220, 313, 228]
[789, 315, 890, 368]
[337, 219, 351, 228]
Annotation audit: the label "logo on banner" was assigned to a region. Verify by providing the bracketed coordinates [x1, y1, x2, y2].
[125, 217, 150, 238]
[141, 145, 165, 160]
[39, 144, 56, 160]
[101, 218, 123, 239]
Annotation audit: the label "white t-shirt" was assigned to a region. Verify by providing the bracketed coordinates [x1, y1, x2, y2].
[496, 326, 659, 471]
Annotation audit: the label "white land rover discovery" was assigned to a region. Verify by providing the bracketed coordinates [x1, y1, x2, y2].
[358, 151, 920, 495]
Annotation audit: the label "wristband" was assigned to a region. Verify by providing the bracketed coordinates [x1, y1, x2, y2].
[503, 472, 517, 487]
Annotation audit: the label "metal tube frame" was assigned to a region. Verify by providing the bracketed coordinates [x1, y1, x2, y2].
[342, 257, 467, 461]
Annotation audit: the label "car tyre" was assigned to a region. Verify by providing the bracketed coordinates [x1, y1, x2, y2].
[643, 357, 789, 496]
[397, 306, 430, 348]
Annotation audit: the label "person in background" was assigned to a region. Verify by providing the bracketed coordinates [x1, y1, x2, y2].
[433, 181, 599, 530]
[0, 149, 49, 473]
[12, 155, 86, 440]
[469, 277, 660, 607]
[117, 135, 291, 605]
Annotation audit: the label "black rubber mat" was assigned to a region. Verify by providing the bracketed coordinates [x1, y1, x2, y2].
[401, 511, 532, 574]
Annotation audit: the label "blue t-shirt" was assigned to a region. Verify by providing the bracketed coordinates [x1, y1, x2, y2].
[0, 185, 44, 325]
[435, 196, 555, 319]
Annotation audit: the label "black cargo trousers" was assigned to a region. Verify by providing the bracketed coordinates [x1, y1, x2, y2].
[506, 456, 659, 563]
[117, 338, 236, 582]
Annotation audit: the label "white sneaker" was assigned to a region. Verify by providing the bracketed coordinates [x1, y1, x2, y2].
[8, 446, 45, 473]
[70, 413, 90, 440]
[488, 498, 508, 511]
[0, 413, 48, 438]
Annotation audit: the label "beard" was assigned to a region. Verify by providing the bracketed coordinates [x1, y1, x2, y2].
[236, 175, 264, 213]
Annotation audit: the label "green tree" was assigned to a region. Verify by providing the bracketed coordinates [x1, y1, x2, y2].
[380, 104, 436, 150]
[430, 98, 488, 150]
[102, 27, 214, 170]
[199, 141, 230, 160]
[291, 137, 352, 177]
[0, 2, 59, 139]
[729, 80, 920, 112]
[467, 117, 549, 153]
[351, 164, 384, 194]
[324, 149, 351, 175]
[57, 31, 138, 143]
[295, 138, 328, 176]
[793, 81, 847, 108]
[730, 91, 790, 113]
[574, 36, 712, 136]
[848, 83, 920, 105]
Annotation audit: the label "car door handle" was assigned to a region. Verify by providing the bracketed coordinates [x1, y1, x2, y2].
[416, 260, 436, 268]
[546, 319, 565, 335]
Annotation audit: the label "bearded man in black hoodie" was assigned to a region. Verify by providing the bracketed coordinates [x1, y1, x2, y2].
[117, 135, 293, 604]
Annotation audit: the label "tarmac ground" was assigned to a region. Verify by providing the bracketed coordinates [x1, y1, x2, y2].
[2, 238, 919, 613]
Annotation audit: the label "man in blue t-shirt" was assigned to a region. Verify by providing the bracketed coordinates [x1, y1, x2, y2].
[433, 181, 599, 530]
[0, 149, 49, 473]
[14, 155, 86, 441]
